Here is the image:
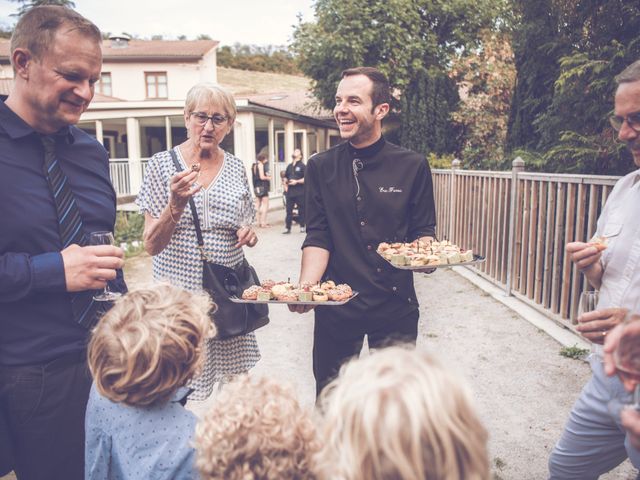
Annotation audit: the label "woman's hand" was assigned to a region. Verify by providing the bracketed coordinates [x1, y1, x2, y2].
[169, 169, 201, 216]
[236, 226, 258, 248]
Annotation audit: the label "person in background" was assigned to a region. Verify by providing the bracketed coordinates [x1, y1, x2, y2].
[137, 82, 260, 402]
[252, 152, 272, 228]
[548, 59, 640, 479]
[194, 375, 320, 480]
[283, 148, 306, 234]
[316, 346, 490, 480]
[0, 6, 125, 479]
[290, 67, 436, 396]
[85, 284, 214, 480]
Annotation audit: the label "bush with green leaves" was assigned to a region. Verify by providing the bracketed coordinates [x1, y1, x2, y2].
[114, 212, 145, 257]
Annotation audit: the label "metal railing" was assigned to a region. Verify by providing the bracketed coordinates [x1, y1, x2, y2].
[109, 158, 151, 197]
[433, 158, 621, 325]
[109, 159, 131, 196]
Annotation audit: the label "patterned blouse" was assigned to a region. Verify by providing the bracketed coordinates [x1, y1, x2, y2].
[136, 146, 260, 400]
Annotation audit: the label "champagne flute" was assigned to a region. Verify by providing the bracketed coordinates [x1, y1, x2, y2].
[89, 231, 122, 302]
[576, 290, 601, 356]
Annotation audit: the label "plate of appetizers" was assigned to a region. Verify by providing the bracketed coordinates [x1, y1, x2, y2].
[231, 280, 358, 305]
[377, 240, 485, 270]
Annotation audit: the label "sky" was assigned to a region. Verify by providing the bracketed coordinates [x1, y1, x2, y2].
[0, 0, 317, 46]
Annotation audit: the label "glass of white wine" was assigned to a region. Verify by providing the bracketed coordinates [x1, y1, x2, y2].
[89, 231, 123, 302]
[575, 290, 602, 356]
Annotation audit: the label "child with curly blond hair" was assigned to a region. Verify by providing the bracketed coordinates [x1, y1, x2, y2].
[85, 284, 214, 479]
[195, 375, 320, 479]
[316, 346, 490, 480]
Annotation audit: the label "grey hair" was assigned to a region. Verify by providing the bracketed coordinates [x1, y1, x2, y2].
[616, 60, 640, 84]
[184, 82, 237, 124]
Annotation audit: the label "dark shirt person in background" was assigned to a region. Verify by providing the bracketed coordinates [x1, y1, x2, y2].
[0, 6, 124, 479]
[290, 67, 436, 396]
[283, 148, 306, 234]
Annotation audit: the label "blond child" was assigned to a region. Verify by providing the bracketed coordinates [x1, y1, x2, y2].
[85, 284, 214, 479]
[195, 375, 320, 479]
[316, 346, 490, 480]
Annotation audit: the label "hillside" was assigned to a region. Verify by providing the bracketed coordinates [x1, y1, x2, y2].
[217, 67, 312, 95]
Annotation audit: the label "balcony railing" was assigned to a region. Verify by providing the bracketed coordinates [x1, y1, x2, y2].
[109, 159, 132, 196]
[111, 158, 282, 199]
[109, 158, 150, 197]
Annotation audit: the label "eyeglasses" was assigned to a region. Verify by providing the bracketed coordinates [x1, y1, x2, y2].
[609, 112, 640, 133]
[190, 111, 228, 126]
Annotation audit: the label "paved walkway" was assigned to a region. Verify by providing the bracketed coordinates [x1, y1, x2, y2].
[3, 210, 624, 480]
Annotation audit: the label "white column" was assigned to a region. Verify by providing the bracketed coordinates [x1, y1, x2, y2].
[95, 120, 104, 146]
[301, 130, 308, 160]
[126, 117, 142, 195]
[268, 118, 275, 162]
[165, 116, 172, 150]
[285, 120, 294, 163]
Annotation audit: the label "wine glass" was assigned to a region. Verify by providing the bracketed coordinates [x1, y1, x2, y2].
[576, 290, 601, 356]
[89, 231, 123, 302]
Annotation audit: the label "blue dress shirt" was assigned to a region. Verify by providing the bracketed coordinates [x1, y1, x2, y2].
[85, 384, 199, 480]
[0, 99, 117, 365]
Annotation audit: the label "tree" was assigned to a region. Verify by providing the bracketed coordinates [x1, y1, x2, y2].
[505, 0, 640, 174]
[535, 0, 640, 174]
[452, 30, 516, 168]
[292, 0, 500, 110]
[506, 0, 564, 152]
[292, 0, 501, 155]
[9, 0, 76, 17]
[400, 68, 460, 157]
[0, 25, 12, 39]
[216, 43, 300, 75]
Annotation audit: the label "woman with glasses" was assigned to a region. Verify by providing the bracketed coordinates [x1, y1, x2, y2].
[136, 83, 260, 401]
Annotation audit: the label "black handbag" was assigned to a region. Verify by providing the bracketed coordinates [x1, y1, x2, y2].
[169, 150, 269, 339]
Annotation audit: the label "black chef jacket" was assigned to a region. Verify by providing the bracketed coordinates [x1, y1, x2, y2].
[285, 160, 306, 196]
[302, 136, 436, 336]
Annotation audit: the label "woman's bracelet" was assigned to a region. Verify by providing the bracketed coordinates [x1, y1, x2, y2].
[168, 204, 181, 224]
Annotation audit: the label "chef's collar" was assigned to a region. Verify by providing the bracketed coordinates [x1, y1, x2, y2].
[348, 135, 386, 158]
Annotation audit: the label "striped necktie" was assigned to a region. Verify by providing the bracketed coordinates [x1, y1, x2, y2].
[41, 135, 101, 329]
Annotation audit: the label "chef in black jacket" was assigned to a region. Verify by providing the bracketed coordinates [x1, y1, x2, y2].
[290, 67, 437, 396]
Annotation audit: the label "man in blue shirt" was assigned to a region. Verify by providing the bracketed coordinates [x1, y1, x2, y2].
[0, 6, 124, 479]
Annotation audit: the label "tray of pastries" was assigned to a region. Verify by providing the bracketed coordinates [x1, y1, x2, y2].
[377, 240, 485, 270]
[232, 280, 358, 305]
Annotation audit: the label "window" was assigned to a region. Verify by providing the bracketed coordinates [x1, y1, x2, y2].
[96, 72, 112, 96]
[145, 72, 168, 99]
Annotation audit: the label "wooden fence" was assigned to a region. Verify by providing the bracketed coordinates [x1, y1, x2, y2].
[432, 159, 621, 325]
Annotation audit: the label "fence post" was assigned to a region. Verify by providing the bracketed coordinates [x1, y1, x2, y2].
[448, 159, 461, 241]
[505, 156, 525, 296]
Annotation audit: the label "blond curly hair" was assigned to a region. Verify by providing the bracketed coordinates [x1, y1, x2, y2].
[195, 375, 320, 479]
[316, 346, 490, 480]
[88, 284, 214, 407]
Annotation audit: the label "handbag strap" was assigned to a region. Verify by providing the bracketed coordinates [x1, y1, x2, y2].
[169, 149, 207, 259]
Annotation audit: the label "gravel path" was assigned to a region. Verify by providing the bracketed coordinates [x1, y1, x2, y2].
[120, 209, 637, 480]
